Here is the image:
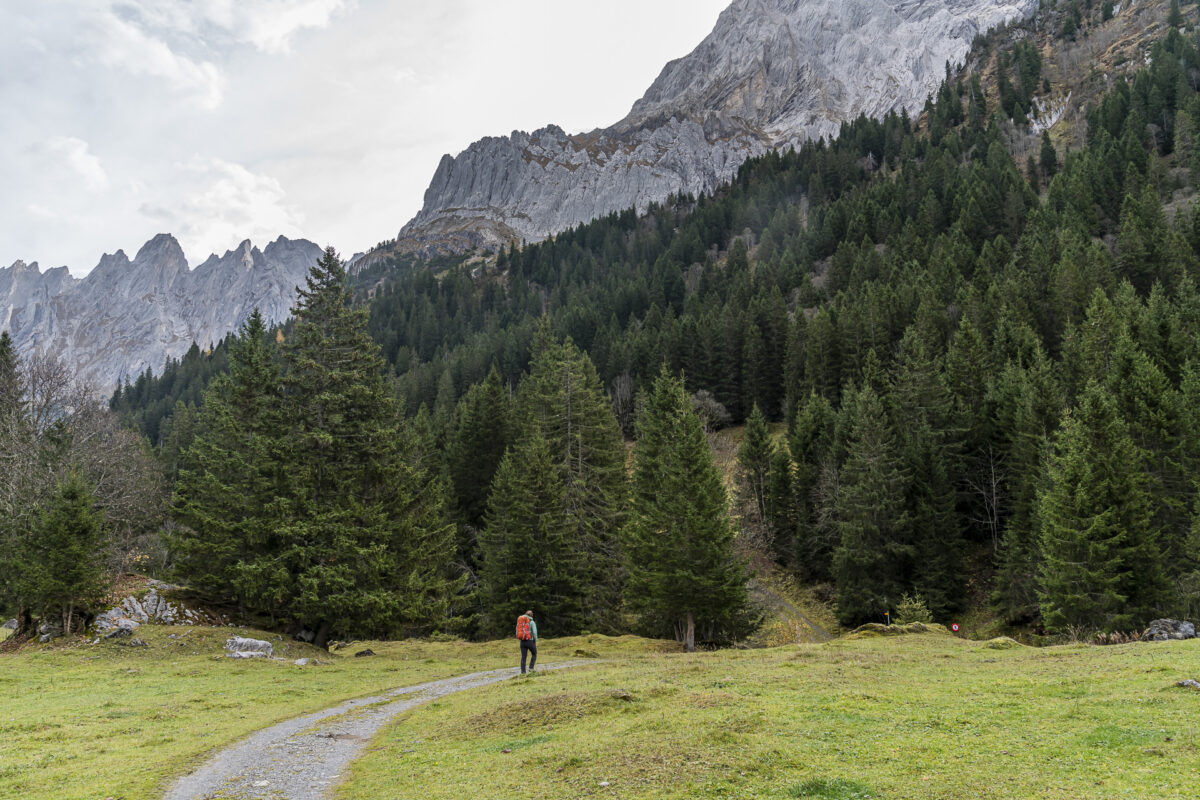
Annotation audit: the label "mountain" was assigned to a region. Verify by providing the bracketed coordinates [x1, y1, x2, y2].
[391, 0, 1039, 258]
[0, 234, 323, 390]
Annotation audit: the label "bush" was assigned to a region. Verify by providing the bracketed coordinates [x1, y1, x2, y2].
[893, 593, 933, 624]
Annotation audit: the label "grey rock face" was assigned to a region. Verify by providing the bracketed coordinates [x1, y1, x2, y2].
[0, 234, 323, 391]
[2, 619, 16, 630]
[1143, 619, 1197, 641]
[399, 0, 1038, 252]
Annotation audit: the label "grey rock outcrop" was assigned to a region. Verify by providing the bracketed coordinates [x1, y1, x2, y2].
[0, 234, 323, 391]
[397, 0, 1038, 254]
[37, 621, 63, 643]
[226, 636, 274, 659]
[1143, 619, 1197, 641]
[93, 585, 216, 633]
[2, 619, 16, 630]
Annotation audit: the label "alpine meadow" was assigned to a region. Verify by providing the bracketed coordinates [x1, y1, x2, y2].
[5, 1, 1200, 798]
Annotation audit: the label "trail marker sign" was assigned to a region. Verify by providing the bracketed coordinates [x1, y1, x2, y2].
[951, 623, 960, 632]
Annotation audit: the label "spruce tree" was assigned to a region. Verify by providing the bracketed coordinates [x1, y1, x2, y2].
[19, 471, 107, 634]
[446, 366, 514, 569]
[279, 247, 457, 645]
[518, 327, 628, 631]
[624, 370, 750, 651]
[1038, 384, 1163, 632]
[833, 384, 911, 627]
[479, 431, 584, 635]
[736, 404, 774, 522]
[173, 310, 283, 609]
[789, 392, 837, 579]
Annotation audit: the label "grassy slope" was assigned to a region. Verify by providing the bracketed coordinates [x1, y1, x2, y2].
[339, 631, 1200, 800]
[0, 627, 657, 800]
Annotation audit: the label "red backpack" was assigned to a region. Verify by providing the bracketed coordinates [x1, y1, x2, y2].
[516, 615, 532, 640]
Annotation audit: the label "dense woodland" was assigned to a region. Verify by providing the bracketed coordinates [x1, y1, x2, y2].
[25, 4, 1200, 642]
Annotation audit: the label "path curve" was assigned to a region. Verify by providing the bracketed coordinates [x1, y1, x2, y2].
[164, 661, 587, 800]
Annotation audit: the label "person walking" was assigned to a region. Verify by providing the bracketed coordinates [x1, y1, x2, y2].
[516, 610, 538, 674]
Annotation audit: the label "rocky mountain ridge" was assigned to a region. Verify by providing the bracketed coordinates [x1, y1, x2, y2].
[391, 0, 1040, 259]
[0, 234, 323, 390]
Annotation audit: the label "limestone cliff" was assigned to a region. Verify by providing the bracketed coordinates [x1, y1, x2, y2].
[0, 235, 322, 390]
[395, 0, 1039, 256]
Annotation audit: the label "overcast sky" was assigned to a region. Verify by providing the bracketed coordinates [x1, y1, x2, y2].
[2, 1, 729, 276]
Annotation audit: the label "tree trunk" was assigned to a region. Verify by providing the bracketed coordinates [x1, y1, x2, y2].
[313, 621, 332, 650]
[685, 610, 695, 653]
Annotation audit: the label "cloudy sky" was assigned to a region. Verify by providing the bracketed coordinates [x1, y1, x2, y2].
[2, 1, 729, 275]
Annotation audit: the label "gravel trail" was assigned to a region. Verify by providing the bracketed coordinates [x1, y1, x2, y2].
[163, 662, 586, 800]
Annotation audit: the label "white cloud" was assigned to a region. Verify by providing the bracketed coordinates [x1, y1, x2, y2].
[35, 136, 110, 193]
[142, 158, 305, 261]
[114, 0, 350, 55]
[86, 7, 225, 110]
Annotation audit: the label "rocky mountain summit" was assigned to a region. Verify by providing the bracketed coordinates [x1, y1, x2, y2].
[0, 234, 323, 390]
[395, 0, 1038, 257]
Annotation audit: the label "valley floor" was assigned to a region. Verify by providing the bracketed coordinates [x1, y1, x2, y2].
[2, 629, 1198, 799]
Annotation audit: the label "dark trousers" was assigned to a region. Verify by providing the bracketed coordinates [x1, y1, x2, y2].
[520, 639, 537, 673]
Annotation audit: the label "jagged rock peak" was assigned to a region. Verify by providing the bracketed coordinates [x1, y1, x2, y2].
[625, 0, 1041, 141]
[0, 233, 324, 390]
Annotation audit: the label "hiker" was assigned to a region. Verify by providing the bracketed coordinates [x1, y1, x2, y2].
[516, 610, 537, 673]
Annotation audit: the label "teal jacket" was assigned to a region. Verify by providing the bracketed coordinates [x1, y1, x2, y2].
[518, 615, 538, 642]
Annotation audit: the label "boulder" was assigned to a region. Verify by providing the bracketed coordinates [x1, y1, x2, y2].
[37, 621, 62, 643]
[1142, 619, 1196, 641]
[2, 619, 17, 630]
[354, 648, 376, 658]
[294, 629, 316, 643]
[225, 636, 273, 658]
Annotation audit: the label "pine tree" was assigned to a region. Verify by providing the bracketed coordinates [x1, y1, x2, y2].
[278, 247, 458, 645]
[479, 431, 584, 635]
[1038, 384, 1163, 633]
[173, 311, 283, 609]
[789, 392, 837, 580]
[518, 327, 628, 631]
[19, 472, 107, 634]
[736, 404, 774, 522]
[833, 384, 911, 627]
[0, 331, 20, 417]
[624, 370, 750, 651]
[446, 366, 514, 568]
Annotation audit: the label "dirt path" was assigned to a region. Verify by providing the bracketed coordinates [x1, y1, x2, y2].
[163, 662, 587, 800]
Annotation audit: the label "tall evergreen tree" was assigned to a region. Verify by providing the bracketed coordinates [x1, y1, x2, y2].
[736, 404, 774, 522]
[624, 370, 750, 651]
[446, 366, 514, 569]
[173, 311, 284, 609]
[278, 247, 457, 645]
[19, 471, 107, 634]
[833, 384, 911, 627]
[518, 327, 628, 631]
[479, 431, 584, 635]
[1038, 384, 1164, 632]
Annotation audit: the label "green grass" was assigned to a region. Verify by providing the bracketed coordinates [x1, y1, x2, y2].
[8, 627, 1200, 799]
[0, 627, 10, 643]
[336, 631, 1200, 799]
[0, 626, 658, 799]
